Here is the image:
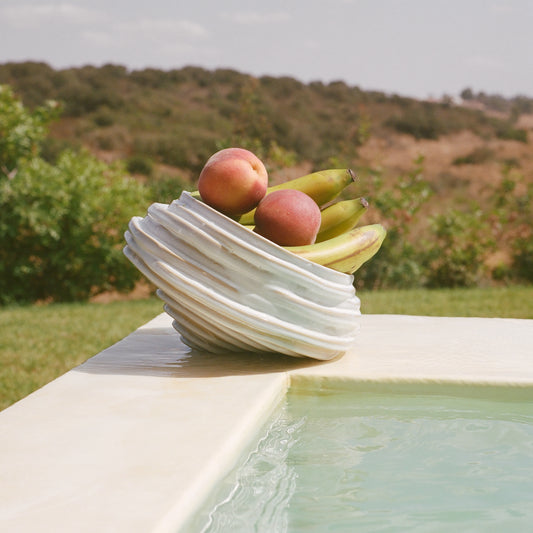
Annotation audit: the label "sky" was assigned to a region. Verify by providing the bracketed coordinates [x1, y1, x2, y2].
[1, 0, 532, 99]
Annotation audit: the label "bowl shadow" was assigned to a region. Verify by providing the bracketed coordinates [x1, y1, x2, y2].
[76, 325, 332, 379]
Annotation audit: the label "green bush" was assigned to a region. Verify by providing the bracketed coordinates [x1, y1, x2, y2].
[0, 85, 60, 177]
[126, 154, 153, 176]
[0, 85, 150, 304]
[148, 173, 190, 204]
[355, 156, 432, 289]
[385, 106, 443, 140]
[490, 118, 528, 143]
[452, 146, 494, 166]
[92, 107, 115, 127]
[357, 230, 425, 290]
[512, 238, 533, 283]
[495, 126, 528, 143]
[0, 150, 149, 304]
[40, 136, 81, 164]
[488, 167, 533, 284]
[423, 209, 494, 288]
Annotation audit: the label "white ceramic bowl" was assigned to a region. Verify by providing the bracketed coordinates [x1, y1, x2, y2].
[123, 192, 360, 360]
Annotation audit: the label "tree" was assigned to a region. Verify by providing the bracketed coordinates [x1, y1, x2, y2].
[460, 88, 474, 101]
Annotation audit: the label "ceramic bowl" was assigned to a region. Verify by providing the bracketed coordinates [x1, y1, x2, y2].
[123, 192, 360, 360]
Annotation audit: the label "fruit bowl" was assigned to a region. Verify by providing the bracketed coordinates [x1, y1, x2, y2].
[123, 191, 361, 360]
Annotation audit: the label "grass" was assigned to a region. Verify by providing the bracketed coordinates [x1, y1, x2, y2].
[359, 285, 533, 319]
[1, 286, 532, 411]
[0, 298, 162, 411]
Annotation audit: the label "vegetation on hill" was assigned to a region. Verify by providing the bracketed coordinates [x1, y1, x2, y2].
[0, 61, 532, 300]
[1, 62, 529, 175]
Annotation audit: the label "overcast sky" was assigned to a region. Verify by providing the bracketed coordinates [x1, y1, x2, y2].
[1, 0, 532, 99]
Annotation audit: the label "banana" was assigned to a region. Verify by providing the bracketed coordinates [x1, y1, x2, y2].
[238, 168, 356, 225]
[286, 224, 386, 274]
[315, 197, 369, 243]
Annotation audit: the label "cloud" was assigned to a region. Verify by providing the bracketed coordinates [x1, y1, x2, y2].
[115, 18, 208, 39]
[1, 3, 208, 51]
[464, 54, 505, 70]
[489, 1, 516, 14]
[0, 2, 105, 28]
[80, 17, 210, 62]
[224, 11, 291, 24]
[82, 30, 114, 47]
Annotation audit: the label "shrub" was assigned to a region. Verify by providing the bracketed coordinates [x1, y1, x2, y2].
[495, 125, 528, 143]
[92, 107, 115, 127]
[511, 237, 533, 283]
[148, 173, 190, 204]
[385, 106, 443, 139]
[126, 154, 153, 176]
[452, 146, 494, 166]
[0, 86, 150, 304]
[492, 169, 533, 283]
[489, 117, 528, 143]
[357, 230, 425, 290]
[0, 150, 149, 303]
[0, 85, 60, 177]
[133, 132, 215, 171]
[355, 156, 432, 289]
[423, 208, 494, 288]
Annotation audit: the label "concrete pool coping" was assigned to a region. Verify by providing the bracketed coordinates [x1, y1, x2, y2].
[1, 313, 532, 532]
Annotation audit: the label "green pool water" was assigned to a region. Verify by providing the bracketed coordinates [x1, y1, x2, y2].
[193, 387, 533, 532]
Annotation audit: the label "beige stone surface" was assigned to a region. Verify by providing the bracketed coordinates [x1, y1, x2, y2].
[292, 314, 533, 385]
[0, 313, 532, 532]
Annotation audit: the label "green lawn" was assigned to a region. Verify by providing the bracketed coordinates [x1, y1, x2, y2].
[0, 298, 162, 411]
[1, 286, 532, 411]
[359, 285, 533, 319]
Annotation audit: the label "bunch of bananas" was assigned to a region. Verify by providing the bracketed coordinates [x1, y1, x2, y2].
[236, 168, 386, 275]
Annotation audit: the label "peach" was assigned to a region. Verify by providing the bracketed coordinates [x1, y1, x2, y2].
[198, 147, 268, 217]
[253, 189, 321, 246]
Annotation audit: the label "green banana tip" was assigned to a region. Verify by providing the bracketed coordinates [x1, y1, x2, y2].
[361, 197, 369, 208]
[348, 168, 357, 182]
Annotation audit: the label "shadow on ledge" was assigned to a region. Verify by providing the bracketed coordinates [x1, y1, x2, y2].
[76, 325, 331, 378]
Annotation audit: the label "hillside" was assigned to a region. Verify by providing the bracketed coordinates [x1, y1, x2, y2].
[1, 62, 531, 179]
[1, 61, 532, 288]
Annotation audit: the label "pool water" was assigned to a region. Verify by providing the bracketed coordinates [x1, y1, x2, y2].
[193, 388, 533, 532]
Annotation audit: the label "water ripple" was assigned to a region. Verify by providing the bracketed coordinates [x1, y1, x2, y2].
[199, 408, 305, 533]
[195, 392, 533, 532]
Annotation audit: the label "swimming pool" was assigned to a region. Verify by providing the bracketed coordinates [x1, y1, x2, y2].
[193, 387, 533, 532]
